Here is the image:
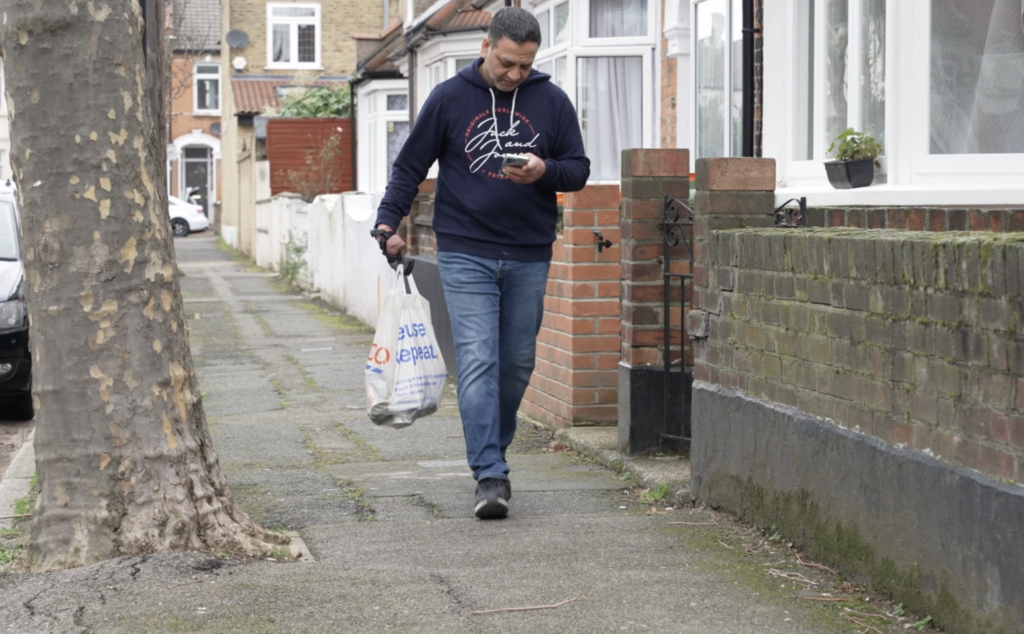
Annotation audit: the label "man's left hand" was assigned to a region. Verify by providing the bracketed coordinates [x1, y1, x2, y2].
[503, 153, 546, 184]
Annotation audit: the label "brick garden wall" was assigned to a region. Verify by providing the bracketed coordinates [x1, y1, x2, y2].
[807, 206, 1024, 232]
[521, 186, 622, 429]
[697, 227, 1024, 483]
[688, 158, 1024, 634]
[401, 179, 437, 259]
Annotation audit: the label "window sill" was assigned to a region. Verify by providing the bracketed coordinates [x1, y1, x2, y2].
[264, 64, 323, 71]
[194, 111, 221, 117]
[775, 184, 1024, 208]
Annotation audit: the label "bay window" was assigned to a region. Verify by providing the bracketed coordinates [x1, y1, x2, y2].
[578, 56, 644, 180]
[790, 0, 886, 163]
[357, 82, 411, 194]
[766, 0, 1023, 203]
[530, 0, 656, 182]
[928, 0, 1024, 156]
[694, 0, 747, 160]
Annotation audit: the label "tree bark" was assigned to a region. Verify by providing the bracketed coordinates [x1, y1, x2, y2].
[1, 0, 284, 571]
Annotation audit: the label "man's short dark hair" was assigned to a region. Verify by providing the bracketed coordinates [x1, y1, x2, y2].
[487, 7, 542, 46]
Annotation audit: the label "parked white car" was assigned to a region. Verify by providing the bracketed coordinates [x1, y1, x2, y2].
[169, 195, 210, 237]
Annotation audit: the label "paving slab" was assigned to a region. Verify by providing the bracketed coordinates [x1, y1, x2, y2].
[0, 235, 870, 634]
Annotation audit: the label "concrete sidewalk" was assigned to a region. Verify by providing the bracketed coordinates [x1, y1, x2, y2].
[0, 236, 878, 634]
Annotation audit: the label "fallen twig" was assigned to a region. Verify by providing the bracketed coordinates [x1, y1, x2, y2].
[768, 569, 817, 586]
[0, 513, 31, 520]
[746, 538, 767, 554]
[718, 540, 735, 550]
[842, 613, 885, 634]
[843, 607, 890, 621]
[667, 521, 719, 526]
[471, 597, 580, 616]
[799, 597, 849, 602]
[796, 552, 838, 575]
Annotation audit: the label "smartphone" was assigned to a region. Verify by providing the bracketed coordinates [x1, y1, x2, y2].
[501, 154, 530, 168]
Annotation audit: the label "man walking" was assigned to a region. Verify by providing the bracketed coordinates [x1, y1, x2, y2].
[372, 7, 590, 519]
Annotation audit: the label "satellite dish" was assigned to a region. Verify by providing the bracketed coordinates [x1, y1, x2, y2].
[210, 122, 222, 136]
[225, 29, 249, 48]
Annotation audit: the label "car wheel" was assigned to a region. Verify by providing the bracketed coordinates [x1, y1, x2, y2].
[171, 218, 189, 237]
[5, 393, 34, 421]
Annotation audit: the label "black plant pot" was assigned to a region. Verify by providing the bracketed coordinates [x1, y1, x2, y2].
[825, 158, 875, 189]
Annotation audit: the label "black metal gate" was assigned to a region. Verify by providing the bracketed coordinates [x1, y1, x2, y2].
[661, 196, 695, 449]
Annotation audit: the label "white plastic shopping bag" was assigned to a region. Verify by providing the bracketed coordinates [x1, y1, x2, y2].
[365, 263, 448, 428]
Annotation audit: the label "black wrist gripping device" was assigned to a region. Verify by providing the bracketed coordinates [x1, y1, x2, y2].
[370, 227, 414, 274]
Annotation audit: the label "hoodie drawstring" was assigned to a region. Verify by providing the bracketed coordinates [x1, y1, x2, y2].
[489, 87, 520, 154]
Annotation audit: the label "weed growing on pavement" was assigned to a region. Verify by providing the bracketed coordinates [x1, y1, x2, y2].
[297, 300, 375, 334]
[0, 544, 23, 566]
[270, 546, 294, 561]
[279, 231, 308, 288]
[640, 482, 671, 504]
[283, 353, 319, 390]
[334, 424, 382, 462]
[339, 481, 376, 521]
[216, 238, 253, 264]
[12, 472, 42, 516]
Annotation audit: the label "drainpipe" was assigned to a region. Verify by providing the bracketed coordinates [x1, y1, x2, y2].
[408, 49, 418, 123]
[350, 80, 357, 191]
[383, 0, 390, 30]
[741, 0, 754, 157]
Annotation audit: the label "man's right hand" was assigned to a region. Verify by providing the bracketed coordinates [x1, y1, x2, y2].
[374, 224, 407, 258]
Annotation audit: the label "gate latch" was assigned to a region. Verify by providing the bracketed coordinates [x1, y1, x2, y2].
[593, 230, 613, 253]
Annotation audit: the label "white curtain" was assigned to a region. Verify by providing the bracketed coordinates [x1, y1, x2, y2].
[590, 0, 648, 37]
[931, 0, 1024, 154]
[579, 57, 643, 180]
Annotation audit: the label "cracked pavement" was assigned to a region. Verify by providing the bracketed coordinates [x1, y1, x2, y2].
[0, 235, 855, 634]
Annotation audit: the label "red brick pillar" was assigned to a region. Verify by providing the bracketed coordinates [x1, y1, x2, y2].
[688, 158, 777, 386]
[521, 186, 622, 429]
[617, 149, 690, 454]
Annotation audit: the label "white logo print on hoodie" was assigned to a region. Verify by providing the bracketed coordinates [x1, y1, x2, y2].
[463, 87, 541, 177]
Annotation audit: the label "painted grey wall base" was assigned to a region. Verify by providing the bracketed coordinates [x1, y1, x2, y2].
[690, 382, 1024, 634]
[617, 363, 692, 455]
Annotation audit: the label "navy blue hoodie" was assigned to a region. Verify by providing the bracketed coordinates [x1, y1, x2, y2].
[375, 58, 590, 262]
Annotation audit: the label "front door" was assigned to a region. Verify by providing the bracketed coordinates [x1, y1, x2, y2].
[182, 146, 212, 214]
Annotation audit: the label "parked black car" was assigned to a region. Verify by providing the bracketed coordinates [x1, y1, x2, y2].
[0, 193, 32, 420]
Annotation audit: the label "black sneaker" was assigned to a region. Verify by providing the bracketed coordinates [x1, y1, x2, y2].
[474, 477, 510, 520]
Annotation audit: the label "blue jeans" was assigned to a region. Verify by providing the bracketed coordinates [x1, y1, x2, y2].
[437, 252, 550, 482]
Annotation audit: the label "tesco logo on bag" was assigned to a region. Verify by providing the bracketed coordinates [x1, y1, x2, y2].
[366, 343, 390, 374]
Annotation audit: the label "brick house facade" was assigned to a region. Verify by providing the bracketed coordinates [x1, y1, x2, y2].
[219, 0, 398, 254]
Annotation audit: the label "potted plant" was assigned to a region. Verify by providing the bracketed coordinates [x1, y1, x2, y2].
[825, 128, 882, 189]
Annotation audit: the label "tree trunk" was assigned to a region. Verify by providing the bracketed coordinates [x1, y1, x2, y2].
[1, 0, 284, 571]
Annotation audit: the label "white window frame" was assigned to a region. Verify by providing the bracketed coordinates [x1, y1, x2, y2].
[906, 1, 1024, 185]
[582, 0, 658, 47]
[357, 80, 410, 194]
[416, 33, 483, 113]
[567, 46, 656, 173]
[535, 0, 573, 54]
[784, 0, 889, 186]
[526, 0, 658, 181]
[266, 3, 322, 70]
[193, 63, 221, 115]
[766, 0, 1024, 206]
[692, 0, 761, 167]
